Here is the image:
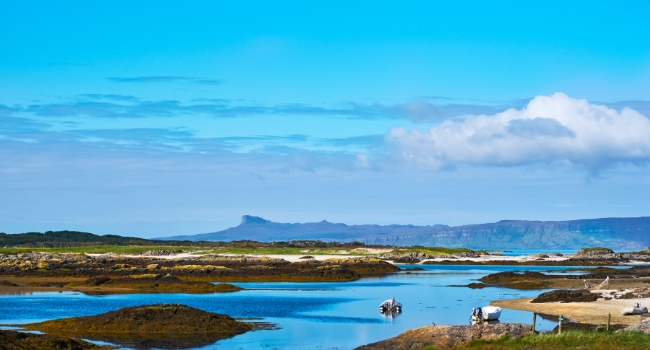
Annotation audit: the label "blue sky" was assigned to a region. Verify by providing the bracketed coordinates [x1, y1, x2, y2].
[2, 1, 650, 238]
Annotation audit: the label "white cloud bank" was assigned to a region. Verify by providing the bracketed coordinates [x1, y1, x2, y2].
[389, 93, 650, 172]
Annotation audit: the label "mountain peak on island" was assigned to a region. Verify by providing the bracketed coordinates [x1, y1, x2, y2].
[240, 215, 271, 225]
[160, 216, 650, 250]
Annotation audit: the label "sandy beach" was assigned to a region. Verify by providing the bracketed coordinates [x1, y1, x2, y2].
[494, 293, 650, 326]
[86, 251, 647, 266]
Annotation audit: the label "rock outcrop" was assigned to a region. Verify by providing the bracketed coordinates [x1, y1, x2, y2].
[354, 323, 532, 350]
[22, 303, 254, 349]
[531, 289, 599, 303]
[0, 254, 398, 283]
[378, 251, 482, 263]
[571, 248, 621, 259]
[619, 319, 650, 334]
[82, 274, 243, 294]
[0, 329, 106, 350]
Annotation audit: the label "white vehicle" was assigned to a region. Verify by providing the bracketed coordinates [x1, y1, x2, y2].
[470, 305, 502, 321]
[379, 298, 402, 312]
[621, 303, 648, 315]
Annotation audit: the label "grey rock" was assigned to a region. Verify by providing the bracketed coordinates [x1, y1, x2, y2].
[355, 323, 532, 350]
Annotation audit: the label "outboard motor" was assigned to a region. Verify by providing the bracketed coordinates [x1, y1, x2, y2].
[470, 307, 483, 320]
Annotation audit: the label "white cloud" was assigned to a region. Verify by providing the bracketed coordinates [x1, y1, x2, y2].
[355, 154, 371, 168]
[388, 93, 650, 172]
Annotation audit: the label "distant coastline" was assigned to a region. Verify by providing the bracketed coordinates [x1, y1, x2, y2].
[161, 215, 650, 250]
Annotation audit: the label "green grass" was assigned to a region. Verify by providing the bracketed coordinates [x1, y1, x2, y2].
[0, 244, 478, 257]
[581, 247, 614, 254]
[456, 330, 650, 349]
[0, 245, 199, 255]
[210, 247, 369, 256]
[382, 247, 472, 256]
[0, 245, 363, 256]
[624, 248, 650, 255]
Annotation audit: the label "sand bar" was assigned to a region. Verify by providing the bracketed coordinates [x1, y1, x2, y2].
[493, 294, 650, 326]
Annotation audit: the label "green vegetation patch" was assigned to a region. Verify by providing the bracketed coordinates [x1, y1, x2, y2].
[384, 247, 472, 256]
[0, 245, 196, 255]
[580, 247, 615, 254]
[129, 274, 159, 279]
[210, 247, 368, 256]
[458, 330, 650, 350]
[0, 230, 150, 247]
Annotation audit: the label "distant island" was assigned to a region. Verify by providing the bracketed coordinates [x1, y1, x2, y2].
[4, 215, 650, 250]
[162, 215, 650, 250]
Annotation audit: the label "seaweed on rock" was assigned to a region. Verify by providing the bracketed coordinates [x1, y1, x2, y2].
[21, 303, 257, 349]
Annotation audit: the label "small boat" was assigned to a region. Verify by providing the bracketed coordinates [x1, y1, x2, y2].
[621, 303, 648, 315]
[379, 298, 402, 312]
[470, 305, 502, 321]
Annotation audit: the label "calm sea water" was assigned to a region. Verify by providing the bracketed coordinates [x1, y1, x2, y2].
[0, 265, 625, 350]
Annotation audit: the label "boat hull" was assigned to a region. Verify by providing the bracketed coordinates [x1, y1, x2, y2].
[471, 306, 501, 321]
[621, 307, 647, 315]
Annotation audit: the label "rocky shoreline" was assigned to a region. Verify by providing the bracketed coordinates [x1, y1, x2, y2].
[0, 253, 399, 294]
[453, 265, 650, 290]
[76, 274, 244, 294]
[0, 329, 110, 349]
[17, 303, 263, 349]
[383, 247, 650, 265]
[354, 323, 533, 350]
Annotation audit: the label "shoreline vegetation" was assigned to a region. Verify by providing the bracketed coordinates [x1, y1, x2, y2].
[354, 324, 650, 349]
[0, 253, 399, 294]
[453, 266, 650, 290]
[4, 231, 650, 348]
[2, 240, 650, 294]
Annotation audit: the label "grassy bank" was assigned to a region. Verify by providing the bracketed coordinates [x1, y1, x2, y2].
[0, 245, 482, 257]
[0, 246, 371, 256]
[385, 247, 474, 255]
[446, 330, 650, 350]
[210, 246, 378, 255]
[0, 245, 197, 255]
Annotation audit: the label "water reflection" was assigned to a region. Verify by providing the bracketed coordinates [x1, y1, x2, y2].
[379, 309, 401, 319]
[0, 264, 602, 350]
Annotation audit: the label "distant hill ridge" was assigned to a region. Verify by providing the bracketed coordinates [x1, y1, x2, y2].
[163, 215, 446, 243]
[0, 230, 150, 247]
[163, 215, 650, 250]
